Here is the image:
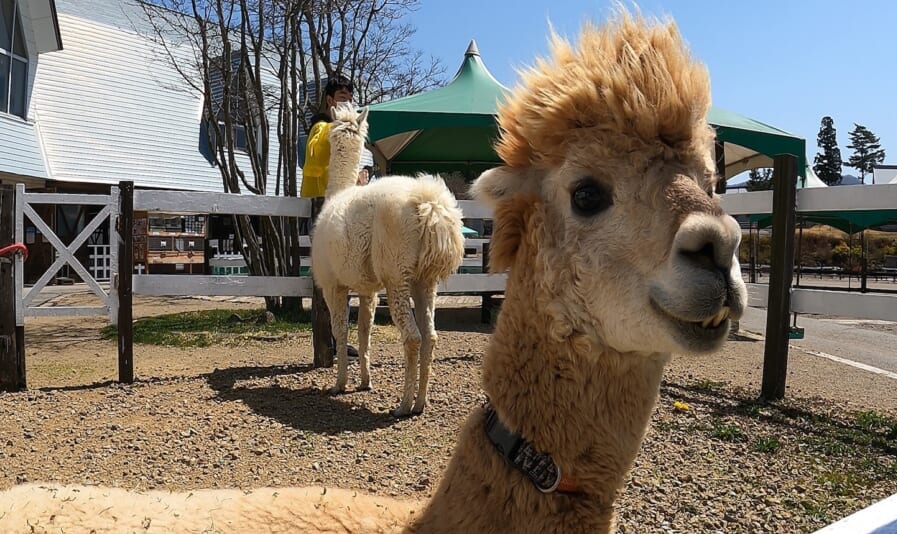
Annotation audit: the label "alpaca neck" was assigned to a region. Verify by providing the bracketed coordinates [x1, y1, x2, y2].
[326, 145, 362, 197]
[483, 267, 668, 501]
[325, 159, 358, 198]
[410, 262, 669, 533]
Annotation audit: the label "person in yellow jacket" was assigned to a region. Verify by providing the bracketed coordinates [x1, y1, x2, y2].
[301, 74, 359, 358]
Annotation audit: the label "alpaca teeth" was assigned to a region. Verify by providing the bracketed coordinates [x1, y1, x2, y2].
[699, 307, 730, 329]
[710, 307, 730, 328]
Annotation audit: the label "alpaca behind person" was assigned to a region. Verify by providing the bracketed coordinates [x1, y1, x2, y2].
[311, 103, 465, 417]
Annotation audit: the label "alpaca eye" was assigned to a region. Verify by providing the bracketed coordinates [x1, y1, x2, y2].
[571, 180, 612, 216]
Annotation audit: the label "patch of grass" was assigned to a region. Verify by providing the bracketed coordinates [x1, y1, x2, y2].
[811, 436, 848, 456]
[751, 436, 782, 453]
[694, 379, 727, 391]
[856, 411, 889, 431]
[710, 419, 747, 442]
[101, 308, 312, 347]
[816, 470, 865, 497]
[798, 500, 831, 523]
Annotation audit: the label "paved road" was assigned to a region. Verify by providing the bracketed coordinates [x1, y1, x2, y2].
[23, 284, 897, 378]
[738, 306, 897, 376]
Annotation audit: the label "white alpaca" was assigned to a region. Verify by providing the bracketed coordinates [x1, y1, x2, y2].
[0, 12, 748, 533]
[311, 102, 465, 417]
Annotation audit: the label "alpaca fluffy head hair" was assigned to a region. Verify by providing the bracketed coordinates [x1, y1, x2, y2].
[330, 102, 369, 141]
[495, 9, 715, 172]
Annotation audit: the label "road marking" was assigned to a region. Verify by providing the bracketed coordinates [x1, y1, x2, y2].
[792, 345, 897, 381]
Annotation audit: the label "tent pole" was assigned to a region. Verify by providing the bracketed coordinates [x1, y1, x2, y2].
[714, 141, 726, 194]
[750, 223, 757, 284]
[861, 230, 867, 293]
[847, 225, 853, 289]
[795, 217, 803, 287]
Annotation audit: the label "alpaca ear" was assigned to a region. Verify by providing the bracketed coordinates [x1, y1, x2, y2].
[357, 106, 369, 126]
[471, 166, 544, 273]
[330, 105, 338, 119]
[470, 166, 544, 208]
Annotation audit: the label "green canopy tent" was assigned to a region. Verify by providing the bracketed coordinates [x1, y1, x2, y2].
[708, 107, 807, 185]
[366, 40, 509, 177]
[366, 44, 808, 183]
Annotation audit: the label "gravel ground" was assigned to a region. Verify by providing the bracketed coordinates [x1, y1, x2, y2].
[1, 296, 895, 533]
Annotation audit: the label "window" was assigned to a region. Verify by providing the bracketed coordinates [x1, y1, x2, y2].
[208, 120, 250, 154]
[0, 0, 27, 118]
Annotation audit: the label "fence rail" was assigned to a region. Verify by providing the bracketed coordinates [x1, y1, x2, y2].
[6, 180, 896, 393]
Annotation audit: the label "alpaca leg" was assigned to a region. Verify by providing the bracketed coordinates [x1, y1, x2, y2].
[411, 283, 438, 414]
[357, 293, 377, 391]
[325, 285, 351, 395]
[386, 285, 421, 418]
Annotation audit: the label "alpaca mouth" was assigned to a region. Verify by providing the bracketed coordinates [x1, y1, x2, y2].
[699, 307, 731, 329]
[649, 298, 732, 349]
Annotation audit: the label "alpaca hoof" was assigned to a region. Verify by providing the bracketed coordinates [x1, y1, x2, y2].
[328, 386, 346, 395]
[391, 406, 413, 418]
[358, 381, 372, 392]
[411, 403, 426, 415]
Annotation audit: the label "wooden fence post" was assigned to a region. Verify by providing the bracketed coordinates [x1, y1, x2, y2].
[761, 154, 798, 400]
[480, 242, 493, 324]
[310, 197, 333, 368]
[1, 185, 24, 391]
[117, 181, 134, 383]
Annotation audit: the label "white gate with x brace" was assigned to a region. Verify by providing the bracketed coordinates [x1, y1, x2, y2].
[14, 184, 120, 326]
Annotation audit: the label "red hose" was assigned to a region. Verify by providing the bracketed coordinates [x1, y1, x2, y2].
[0, 243, 28, 261]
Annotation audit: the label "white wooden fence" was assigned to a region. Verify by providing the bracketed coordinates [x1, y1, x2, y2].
[129, 191, 507, 299]
[14, 183, 896, 324]
[722, 185, 897, 322]
[14, 184, 119, 326]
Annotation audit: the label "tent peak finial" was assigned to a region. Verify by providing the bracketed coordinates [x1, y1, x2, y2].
[465, 40, 480, 57]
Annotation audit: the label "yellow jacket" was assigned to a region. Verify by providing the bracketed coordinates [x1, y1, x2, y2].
[300, 120, 332, 198]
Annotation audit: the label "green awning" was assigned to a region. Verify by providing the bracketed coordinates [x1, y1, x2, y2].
[367, 43, 807, 181]
[708, 107, 807, 182]
[750, 210, 897, 232]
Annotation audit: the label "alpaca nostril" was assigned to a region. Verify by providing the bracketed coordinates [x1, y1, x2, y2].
[681, 242, 718, 272]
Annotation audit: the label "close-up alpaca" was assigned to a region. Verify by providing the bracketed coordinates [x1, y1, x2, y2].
[0, 9, 746, 534]
[310, 102, 466, 418]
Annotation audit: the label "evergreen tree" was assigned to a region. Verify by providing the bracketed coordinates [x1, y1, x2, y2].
[812, 116, 842, 185]
[846, 124, 886, 184]
[746, 168, 774, 191]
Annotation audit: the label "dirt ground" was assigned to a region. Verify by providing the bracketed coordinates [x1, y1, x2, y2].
[1, 294, 896, 533]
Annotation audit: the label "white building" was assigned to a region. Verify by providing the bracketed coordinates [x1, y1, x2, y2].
[0, 0, 62, 187]
[872, 164, 897, 185]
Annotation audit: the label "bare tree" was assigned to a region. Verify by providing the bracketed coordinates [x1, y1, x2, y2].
[133, 0, 444, 312]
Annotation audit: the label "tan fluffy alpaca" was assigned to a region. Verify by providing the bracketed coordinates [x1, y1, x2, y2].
[311, 103, 466, 417]
[0, 11, 746, 533]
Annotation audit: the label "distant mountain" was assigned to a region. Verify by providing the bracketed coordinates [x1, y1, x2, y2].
[834, 174, 862, 186]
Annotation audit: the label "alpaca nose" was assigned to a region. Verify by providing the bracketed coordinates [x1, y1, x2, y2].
[674, 213, 741, 274]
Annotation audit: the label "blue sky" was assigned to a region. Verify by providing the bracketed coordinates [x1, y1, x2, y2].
[405, 1, 896, 176]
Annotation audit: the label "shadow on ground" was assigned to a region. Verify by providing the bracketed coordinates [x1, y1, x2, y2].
[205, 364, 400, 434]
[663, 379, 897, 456]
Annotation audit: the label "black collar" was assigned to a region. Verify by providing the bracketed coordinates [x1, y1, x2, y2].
[483, 401, 580, 493]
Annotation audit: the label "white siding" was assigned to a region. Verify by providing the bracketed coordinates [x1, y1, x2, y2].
[0, 116, 48, 178]
[27, 0, 290, 195]
[31, 12, 225, 191]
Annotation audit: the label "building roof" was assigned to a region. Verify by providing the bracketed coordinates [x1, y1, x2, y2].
[30, 0, 233, 191]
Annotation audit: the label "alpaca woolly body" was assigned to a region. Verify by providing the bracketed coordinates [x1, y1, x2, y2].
[312, 102, 465, 416]
[0, 483, 420, 533]
[313, 176, 465, 298]
[0, 10, 747, 533]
